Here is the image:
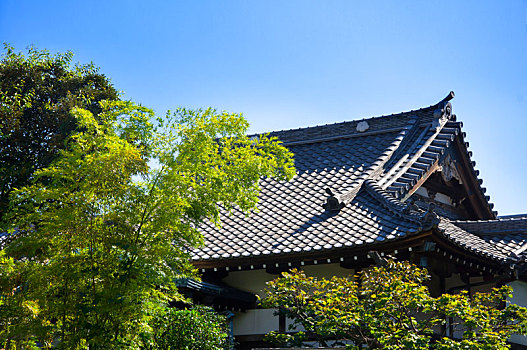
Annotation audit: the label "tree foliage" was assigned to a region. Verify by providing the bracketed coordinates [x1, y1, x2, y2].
[261, 260, 527, 350]
[149, 305, 230, 350]
[0, 44, 119, 221]
[0, 97, 295, 348]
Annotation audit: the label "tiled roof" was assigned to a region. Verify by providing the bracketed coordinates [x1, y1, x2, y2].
[438, 219, 513, 263]
[198, 182, 422, 261]
[451, 216, 527, 259]
[0, 231, 13, 249]
[454, 216, 527, 235]
[193, 94, 525, 267]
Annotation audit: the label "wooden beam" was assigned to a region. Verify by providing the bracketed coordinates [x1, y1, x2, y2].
[402, 161, 440, 202]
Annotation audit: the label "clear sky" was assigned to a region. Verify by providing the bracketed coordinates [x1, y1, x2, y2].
[1, 0, 526, 215]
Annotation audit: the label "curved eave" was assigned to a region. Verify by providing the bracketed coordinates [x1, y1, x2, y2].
[434, 220, 513, 266]
[192, 229, 432, 270]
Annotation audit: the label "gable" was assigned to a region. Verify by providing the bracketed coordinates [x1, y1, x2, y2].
[403, 132, 497, 221]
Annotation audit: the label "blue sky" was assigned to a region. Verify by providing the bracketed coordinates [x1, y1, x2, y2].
[1, 0, 526, 215]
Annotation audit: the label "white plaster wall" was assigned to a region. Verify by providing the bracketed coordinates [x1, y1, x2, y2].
[415, 187, 429, 197]
[233, 308, 279, 336]
[435, 192, 452, 206]
[222, 264, 354, 298]
[222, 269, 275, 298]
[413, 187, 452, 205]
[224, 264, 354, 337]
[508, 280, 527, 346]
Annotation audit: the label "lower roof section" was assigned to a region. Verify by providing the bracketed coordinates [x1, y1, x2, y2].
[193, 180, 526, 271]
[194, 183, 422, 263]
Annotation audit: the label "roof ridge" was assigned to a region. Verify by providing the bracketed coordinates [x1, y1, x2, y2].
[280, 126, 405, 146]
[249, 93, 455, 145]
[378, 108, 456, 195]
[453, 216, 527, 224]
[366, 92, 458, 201]
[264, 104, 434, 135]
[362, 180, 455, 239]
[449, 219, 527, 245]
[371, 94, 497, 220]
[363, 180, 409, 212]
[498, 214, 527, 219]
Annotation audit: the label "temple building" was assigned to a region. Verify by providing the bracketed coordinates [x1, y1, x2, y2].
[186, 92, 527, 349]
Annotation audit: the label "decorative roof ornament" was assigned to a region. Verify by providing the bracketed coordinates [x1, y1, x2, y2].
[356, 120, 370, 132]
[434, 91, 455, 121]
[420, 203, 440, 227]
[439, 154, 462, 184]
[403, 198, 419, 214]
[322, 188, 345, 211]
[431, 118, 442, 131]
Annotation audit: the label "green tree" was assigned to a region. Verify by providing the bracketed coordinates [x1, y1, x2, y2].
[0, 101, 295, 349]
[261, 259, 527, 350]
[150, 305, 230, 350]
[0, 44, 119, 221]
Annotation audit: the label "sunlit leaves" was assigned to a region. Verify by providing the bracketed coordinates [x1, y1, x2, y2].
[261, 260, 527, 349]
[0, 101, 294, 349]
[149, 305, 230, 350]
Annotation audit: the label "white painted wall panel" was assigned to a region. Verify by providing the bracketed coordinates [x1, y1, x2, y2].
[233, 308, 279, 336]
[508, 281, 527, 346]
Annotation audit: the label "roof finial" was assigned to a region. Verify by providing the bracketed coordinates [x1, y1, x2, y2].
[435, 91, 454, 120]
[443, 91, 455, 102]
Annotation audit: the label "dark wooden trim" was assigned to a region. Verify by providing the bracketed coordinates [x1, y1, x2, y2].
[402, 161, 440, 202]
[452, 137, 494, 219]
[510, 342, 527, 350]
[234, 334, 265, 342]
[194, 231, 433, 270]
[195, 226, 513, 284]
[279, 314, 286, 333]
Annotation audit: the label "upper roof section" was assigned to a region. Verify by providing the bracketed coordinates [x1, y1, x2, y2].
[261, 91, 495, 220]
[193, 93, 512, 266]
